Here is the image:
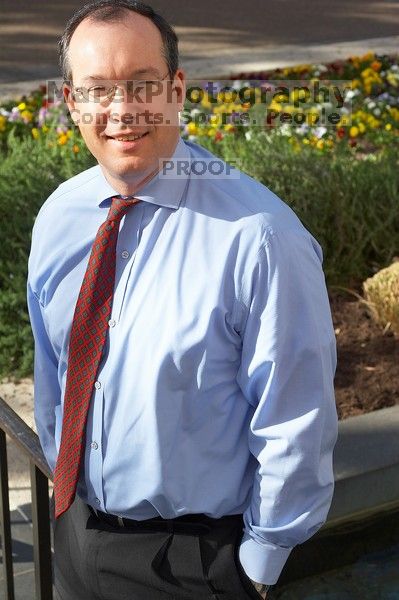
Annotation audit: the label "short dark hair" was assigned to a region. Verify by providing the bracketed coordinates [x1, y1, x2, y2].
[59, 0, 179, 81]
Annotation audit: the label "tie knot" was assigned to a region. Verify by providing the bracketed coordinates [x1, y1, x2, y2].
[107, 195, 141, 221]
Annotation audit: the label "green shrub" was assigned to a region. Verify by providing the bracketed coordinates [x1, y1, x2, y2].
[0, 131, 95, 380]
[201, 131, 399, 286]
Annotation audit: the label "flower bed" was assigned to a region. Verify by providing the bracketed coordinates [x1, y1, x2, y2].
[0, 51, 398, 156]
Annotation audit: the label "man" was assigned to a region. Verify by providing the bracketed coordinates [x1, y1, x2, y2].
[27, 1, 339, 599]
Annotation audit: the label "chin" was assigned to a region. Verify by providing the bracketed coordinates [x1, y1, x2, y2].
[106, 156, 158, 183]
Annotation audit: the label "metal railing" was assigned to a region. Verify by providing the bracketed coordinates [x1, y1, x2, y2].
[0, 396, 53, 600]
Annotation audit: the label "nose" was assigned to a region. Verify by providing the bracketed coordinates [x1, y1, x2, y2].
[106, 83, 143, 126]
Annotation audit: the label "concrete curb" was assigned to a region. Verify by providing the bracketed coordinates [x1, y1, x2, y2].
[327, 404, 399, 529]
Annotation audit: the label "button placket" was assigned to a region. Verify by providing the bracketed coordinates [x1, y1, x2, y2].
[114, 201, 145, 324]
[88, 371, 106, 510]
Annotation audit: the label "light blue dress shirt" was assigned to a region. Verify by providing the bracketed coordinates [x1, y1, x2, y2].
[27, 136, 338, 585]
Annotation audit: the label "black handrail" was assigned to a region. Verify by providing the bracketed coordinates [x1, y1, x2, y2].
[0, 396, 53, 600]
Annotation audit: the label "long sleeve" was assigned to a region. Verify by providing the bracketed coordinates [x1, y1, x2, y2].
[236, 225, 338, 585]
[27, 281, 61, 473]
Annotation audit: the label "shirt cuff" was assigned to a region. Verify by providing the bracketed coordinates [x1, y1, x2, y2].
[238, 530, 293, 585]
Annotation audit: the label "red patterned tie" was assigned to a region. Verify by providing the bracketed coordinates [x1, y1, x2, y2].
[53, 195, 142, 519]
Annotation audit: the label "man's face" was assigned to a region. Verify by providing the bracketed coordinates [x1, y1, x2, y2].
[64, 11, 186, 193]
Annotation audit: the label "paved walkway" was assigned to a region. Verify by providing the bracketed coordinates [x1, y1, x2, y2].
[1, 0, 399, 99]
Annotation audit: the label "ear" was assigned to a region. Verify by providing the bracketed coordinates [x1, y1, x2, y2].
[172, 68, 186, 113]
[62, 81, 80, 126]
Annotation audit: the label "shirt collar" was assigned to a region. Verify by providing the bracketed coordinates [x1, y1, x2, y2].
[96, 136, 190, 210]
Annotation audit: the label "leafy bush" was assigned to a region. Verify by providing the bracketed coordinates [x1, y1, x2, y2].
[0, 131, 94, 380]
[202, 130, 399, 286]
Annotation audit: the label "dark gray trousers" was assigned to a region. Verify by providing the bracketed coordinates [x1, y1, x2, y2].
[51, 493, 263, 600]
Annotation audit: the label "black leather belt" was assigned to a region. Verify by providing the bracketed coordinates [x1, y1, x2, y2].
[87, 505, 237, 535]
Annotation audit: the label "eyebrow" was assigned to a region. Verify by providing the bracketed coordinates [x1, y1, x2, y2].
[81, 68, 163, 83]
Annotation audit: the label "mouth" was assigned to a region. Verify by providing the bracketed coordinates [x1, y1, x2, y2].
[107, 131, 150, 150]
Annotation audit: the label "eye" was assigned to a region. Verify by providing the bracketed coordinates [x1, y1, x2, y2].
[88, 86, 108, 98]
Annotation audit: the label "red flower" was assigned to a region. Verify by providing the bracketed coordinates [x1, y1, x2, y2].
[214, 130, 223, 142]
[337, 127, 346, 139]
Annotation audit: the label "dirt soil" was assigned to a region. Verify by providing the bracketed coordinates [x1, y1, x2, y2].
[331, 290, 399, 420]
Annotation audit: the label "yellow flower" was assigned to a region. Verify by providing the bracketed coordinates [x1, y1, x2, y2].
[337, 115, 351, 127]
[20, 110, 33, 122]
[17, 102, 26, 111]
[349, 126, 359, 137]
[209, 113, 221, 126]
[72, 144, 80, 153]
[201, 94, 212, 109]
[31, 127, 39, 139]
[360, 51, 375, 62]
[187, 122, 198, 135]
[58, 133, 68, 145]
[66, 129, 73, 139]
[302, 138, 310, 145]
[268, 100, 282, 112]
[387, 72, 399, 87]
[358, 122, 366, 133]
[306, 108, 320, 125]
[282, 104, 295, 114]
[0, 115, 6, 132]
[290, 88, 310, 104]
[367, 116, 381, 129]
[388, 107, 399, 122]
[351, 79, 361, 89]
[207, 128, 217, 137]
[385, 123, 392, 131]
[289, 138, 301, 153]
[316, 139, 324, 150]
[273, 93, 289, 103]
[223, 124, 235, 132]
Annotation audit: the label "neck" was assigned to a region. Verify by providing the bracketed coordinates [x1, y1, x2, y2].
[100, 136, 181, 196]
[100, 163, 160, 197]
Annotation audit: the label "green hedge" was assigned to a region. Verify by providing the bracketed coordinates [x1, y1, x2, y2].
[0, 130, 398, 380]
[200, 131, 399, 286]
[0, 132, 95, 380]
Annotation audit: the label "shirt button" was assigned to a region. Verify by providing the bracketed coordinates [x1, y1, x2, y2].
[108, 319, 116, 328]
[91, 441, 99, 450]
[94, 381, 101, 390]
[121, 250, 130, 259]
[95, 498, 101, 505]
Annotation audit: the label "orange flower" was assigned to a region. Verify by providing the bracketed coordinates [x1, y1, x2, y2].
[370, 60, 382, 72]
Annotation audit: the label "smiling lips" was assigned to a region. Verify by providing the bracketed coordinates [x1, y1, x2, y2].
[108, 131, 149, 142]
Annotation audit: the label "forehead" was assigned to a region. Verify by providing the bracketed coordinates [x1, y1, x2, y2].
[68, 11, 166, 80]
